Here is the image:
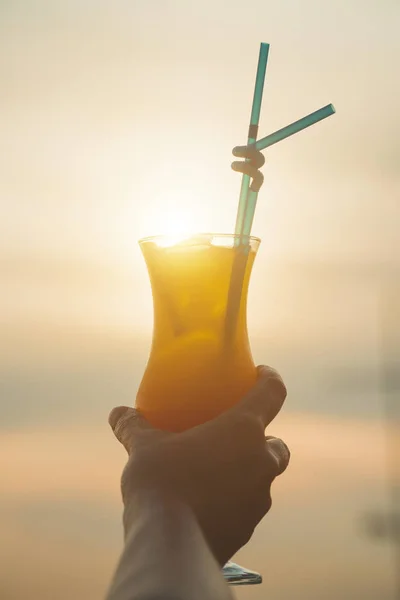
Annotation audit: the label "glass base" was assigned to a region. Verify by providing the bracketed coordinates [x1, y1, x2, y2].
[222, 561, 262, 585]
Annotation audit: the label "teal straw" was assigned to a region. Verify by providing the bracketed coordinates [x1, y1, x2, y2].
[232, 104, 336, 239]
[225, 43, 269, 344]
[225, 46, 336, 344]
[234, 43, 270, 242]
[255, 104, 335, 151]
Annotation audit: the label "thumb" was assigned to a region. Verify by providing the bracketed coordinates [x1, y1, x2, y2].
[237, 365, 287, 427]
[108, 406, 152, 454]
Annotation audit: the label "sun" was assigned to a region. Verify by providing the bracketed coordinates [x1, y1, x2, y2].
[159, 214, 196, 238]
[131, 162, 228, 248]
[137, 187, 205, 239]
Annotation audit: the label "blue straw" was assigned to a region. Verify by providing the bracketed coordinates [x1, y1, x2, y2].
[225, 43, 269, 344]
[233, 104, 336, 240]
[234, 43, 270, 242]
[255, 104, 335, 151]
[235, 105, 336, 239]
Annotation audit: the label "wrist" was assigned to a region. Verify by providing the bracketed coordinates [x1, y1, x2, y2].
[109, 489, 233, 600]
[123, 488, 193, 538]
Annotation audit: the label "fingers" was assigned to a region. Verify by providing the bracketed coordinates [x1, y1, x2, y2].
[232, 146, 265, 192]
[108, 406, 153, 454]
[217, 366, 286, 458]
[238, 437, 290, 537]
[249, 437, 290, 518]
[245, 436, 290, 487]
[237, 365, 287, 428]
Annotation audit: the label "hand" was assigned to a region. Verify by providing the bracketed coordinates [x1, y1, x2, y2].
[109, 365, 290, 566]
[231, 145, 265, 192]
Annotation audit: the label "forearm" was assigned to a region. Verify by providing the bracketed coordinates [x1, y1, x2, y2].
[106, 490, 233, 600]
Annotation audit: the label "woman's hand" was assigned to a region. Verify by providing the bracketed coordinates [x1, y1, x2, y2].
[109, 365, 290, 566]
[231, 146, 265, 192]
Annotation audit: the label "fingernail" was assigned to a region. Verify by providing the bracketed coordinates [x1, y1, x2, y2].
[267, 437, 290, 458]
[266, 437, 290, 473]
[108, 406, 130, 430]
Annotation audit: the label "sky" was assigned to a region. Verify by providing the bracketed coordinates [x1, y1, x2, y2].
[1, 0, 400, 598]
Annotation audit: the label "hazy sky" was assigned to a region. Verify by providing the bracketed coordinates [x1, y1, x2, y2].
[2, 0, 400, 338]
[1, 1, 400, 599]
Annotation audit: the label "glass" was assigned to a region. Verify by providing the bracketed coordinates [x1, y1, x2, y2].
[136, 233, 262, 585]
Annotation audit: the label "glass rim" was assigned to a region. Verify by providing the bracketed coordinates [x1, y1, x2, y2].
[138, 232, 261, 245]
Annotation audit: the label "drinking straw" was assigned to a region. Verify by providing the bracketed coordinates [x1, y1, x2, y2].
[234, 43, 270, 242]
[228, 104, 336, 244]
[225, 53, 336, 343]
[254, 104, 335, 151]
[224, 43, 269, 344]
[232, 103, 335, 242]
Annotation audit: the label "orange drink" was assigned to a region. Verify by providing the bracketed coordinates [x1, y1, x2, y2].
[136, 234, 260, 432]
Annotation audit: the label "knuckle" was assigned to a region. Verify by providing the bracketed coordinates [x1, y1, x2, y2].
[265, 491, 272, 513]
[245, 486, 273, 529]
[239, 527, 254, 547]
[230, 411, 263, 445]
[254, 485, 273, 519]
[215, 411, 265, 462]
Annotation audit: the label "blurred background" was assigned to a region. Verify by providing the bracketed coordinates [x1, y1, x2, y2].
[1, 0, 399, 598]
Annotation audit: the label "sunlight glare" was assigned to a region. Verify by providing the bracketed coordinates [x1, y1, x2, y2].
[137, 183, 212, 239]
